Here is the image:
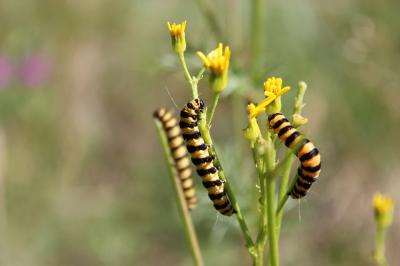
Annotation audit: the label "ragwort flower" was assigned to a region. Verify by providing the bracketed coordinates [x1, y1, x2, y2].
[197, 43, 230, 93]
[248, 77, 290, 119]
[373, 193, 394, 228]
[167, 21, 187, 54]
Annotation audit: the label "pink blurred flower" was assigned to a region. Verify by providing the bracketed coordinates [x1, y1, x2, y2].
[0, 55, 13, 89]
[19, 53, 52, 88]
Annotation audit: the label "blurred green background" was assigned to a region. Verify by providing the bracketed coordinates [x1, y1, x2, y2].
[0, 0, 399, 265]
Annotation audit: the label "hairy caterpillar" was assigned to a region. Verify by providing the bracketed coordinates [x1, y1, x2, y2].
[268, 113, 321, 199]
[179, 98, 235, 216]
[154, 108, 197, 210]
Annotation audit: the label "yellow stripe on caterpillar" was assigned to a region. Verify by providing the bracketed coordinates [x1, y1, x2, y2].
[154, 108, 197, 210]
[268, 112, 321, 199]
[180, 98, 235, 216]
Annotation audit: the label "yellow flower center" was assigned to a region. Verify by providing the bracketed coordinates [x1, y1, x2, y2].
[197, 43, 230, 75]
[167, 21, 186, 38]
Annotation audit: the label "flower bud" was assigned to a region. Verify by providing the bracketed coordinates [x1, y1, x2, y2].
[373, 193, 394, 228]
[292, 114, 308, 128]
[167, 21, 187, 54]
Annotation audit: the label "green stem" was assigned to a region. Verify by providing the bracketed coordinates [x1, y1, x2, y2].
[374, 225, 388, 266]
[264, 134, 278, 266]
[255, 245, 264, 266]
[270, 150, 294, 178]
[250, 0, 266, 79]
[154, 120, 204, 266]
[254, 140, 267, 245]
[276, 172, 299, 216]
[293, 81, 307, 115]
[266, 173, 278, 266]
[276, 152, 294, 236]
[178, 52, 198, 98]
[195, 67, 206, 81]
[198, 116, 256, 261]
[193, 0, 223, 41]
[232, 92, 246, 179]
[207, 92, 221, 127]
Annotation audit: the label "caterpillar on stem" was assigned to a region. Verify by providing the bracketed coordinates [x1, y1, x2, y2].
[268, 113, 321, 198]
[154, 108, 197, 210]
[180, 99, 235, 216]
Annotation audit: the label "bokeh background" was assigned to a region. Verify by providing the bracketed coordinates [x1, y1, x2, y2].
[0, 0, 399, 265]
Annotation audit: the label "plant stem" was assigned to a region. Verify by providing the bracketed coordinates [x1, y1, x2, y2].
[154, 119, 204, 266]
[276, 172, 299, 216]
[178, 52, 198, 98]
[270, 151, 294, 178]
[232, 92, 246, 179]
[374, 224, 388, 266]
[254, 140, 267, 249]
[250, 0, 266, 80]
[263, 133, 278, 266]
[198, 117, 257, 260]
[207, 92, 221, 127]
[195, 67, 206, 81]
[266, 173, 278, 266]
[193, 0, 223, 41]
[276, 152, 294, 236]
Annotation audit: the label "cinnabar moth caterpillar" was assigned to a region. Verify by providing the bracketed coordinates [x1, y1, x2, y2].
[179, 98, 235, 216]
[154, 108, 197, 210]
[268, 113, 321, 199]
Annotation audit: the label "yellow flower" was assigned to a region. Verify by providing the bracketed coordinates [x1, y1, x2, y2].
[373, 193, 394, 228]
[248, 77, 290, 118]
[373, 193, 394, 215]
[248, 98, 276, 119]
[197, 43, 230, 93]
[263, 77, 290, 98]
[167, 21, 187, 53]
[197, 43, 230, 75]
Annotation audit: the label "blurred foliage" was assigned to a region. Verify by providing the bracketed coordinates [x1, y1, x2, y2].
[0, 0, 399, 265]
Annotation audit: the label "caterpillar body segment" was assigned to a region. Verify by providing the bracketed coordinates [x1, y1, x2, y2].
[154, 108, 197, 210]
[268, 113, 321, 199]
[180, 99, 235, 216]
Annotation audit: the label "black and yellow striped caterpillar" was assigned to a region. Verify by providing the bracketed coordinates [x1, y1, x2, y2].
[154, 108, 197, 210]
[268, 113, 321, 199]
[179, 98, 235, 216]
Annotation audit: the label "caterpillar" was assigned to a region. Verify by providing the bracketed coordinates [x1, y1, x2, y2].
[179, 98, 235, 216]
[268, 113, 321, 199]
[154, 108, 197, 210]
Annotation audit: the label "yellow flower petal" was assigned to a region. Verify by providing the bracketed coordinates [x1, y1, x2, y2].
[167, 20, 187, 53]
[263, 77, 290, 97]
[247, 77, 290, 118]
[197, 43, 230, 76]
[373, 193, 394, 215]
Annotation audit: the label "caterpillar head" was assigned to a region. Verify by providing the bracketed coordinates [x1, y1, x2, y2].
[153, 108, 166, 118]
[193, 98, 205, 113]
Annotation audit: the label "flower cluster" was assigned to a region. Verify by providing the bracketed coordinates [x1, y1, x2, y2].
[162, 20, 328, 266]
[248, 77, 290, 119]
